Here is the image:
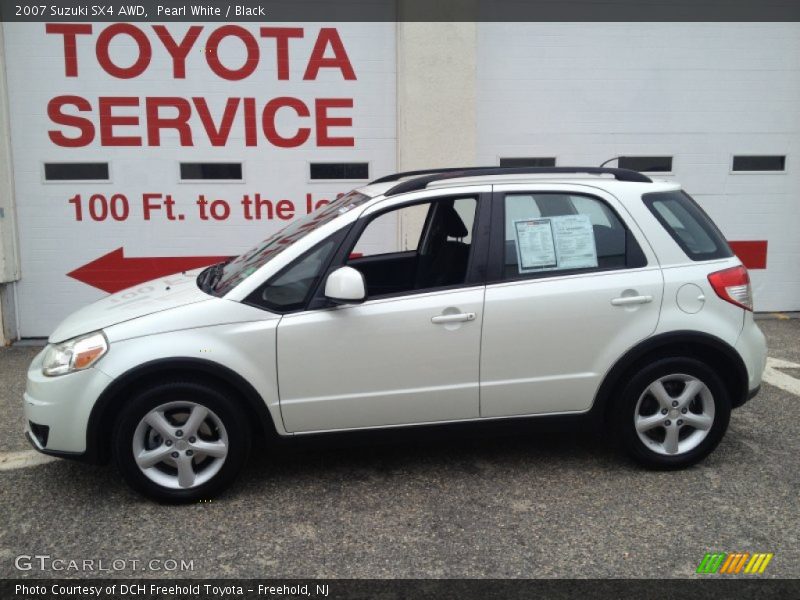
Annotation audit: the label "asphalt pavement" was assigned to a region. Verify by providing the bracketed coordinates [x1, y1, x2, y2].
[1, 319, 798, 579]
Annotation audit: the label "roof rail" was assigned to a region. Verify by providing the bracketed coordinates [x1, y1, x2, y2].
[370, 166, 498, 184]
[383, 167, 652, 196]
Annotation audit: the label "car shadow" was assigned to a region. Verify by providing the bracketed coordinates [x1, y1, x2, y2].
[242, 426, 624, 486]
[1, 426, 630, 507]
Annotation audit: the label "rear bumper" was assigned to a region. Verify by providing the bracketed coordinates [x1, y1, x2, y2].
[734, 315, 767, 407]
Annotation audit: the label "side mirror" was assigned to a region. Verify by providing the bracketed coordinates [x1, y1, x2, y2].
[324, 266, 366, 303]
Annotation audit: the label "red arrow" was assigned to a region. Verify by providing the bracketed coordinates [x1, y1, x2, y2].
[67, 247, 231, 294]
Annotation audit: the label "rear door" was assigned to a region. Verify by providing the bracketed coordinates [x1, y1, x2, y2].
[479, 184, 663, 417]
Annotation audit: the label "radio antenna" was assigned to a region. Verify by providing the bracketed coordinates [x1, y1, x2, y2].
[599, 156, 626, 168]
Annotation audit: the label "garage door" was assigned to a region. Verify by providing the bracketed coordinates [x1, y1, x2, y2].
[3, 20, 396, 336]
[476, 22, 800, 311]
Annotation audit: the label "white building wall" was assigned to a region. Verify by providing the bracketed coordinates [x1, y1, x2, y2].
[477, 22, 800, 311]
[0, 23, 20, 343]
[1, 20, 799, 339]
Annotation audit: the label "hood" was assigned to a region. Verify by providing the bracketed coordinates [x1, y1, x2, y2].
[49, 270, 211, 343]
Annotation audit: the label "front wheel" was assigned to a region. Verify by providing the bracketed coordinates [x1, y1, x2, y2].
[612, 357, 731, 469]
[113, 381, 251, 503]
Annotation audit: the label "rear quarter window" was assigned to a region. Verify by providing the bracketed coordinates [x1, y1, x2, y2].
[642, 190, 733, 261]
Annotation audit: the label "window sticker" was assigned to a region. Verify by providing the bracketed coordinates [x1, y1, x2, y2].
[551, 214, 598, 270]
[513, 214, 598, 273]
[514, 218, 557, 272]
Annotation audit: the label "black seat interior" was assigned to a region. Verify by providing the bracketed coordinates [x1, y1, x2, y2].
[414, 203, 470, 289]
[592, 223, 626, 267]
[349, 200, 472, 297]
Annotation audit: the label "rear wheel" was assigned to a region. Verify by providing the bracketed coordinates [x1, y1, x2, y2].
[113, 381, 250, 503]
[612, 357, 731, 469]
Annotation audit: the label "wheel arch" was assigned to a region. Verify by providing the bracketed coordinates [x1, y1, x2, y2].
[85, 358, 279, 464]
[592, 330, 749, 426]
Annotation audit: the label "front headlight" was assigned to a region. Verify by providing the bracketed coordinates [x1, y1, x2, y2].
[42, 331, 109, 377]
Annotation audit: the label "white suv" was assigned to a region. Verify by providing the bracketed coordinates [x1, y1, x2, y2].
[24, 167, 767, 502]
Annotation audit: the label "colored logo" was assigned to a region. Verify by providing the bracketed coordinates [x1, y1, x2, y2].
[696, 552, 774, 574]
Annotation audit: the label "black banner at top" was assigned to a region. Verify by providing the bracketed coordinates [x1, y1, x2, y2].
[1, 0, 799, 22]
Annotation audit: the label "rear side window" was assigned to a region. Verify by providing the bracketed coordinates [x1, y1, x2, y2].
[500, 193, 645, 280]
[643, 190, 733, 261]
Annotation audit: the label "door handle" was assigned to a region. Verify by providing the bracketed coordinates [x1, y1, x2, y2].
[431, 312, 476, 324]
[611, 295, 653, 306]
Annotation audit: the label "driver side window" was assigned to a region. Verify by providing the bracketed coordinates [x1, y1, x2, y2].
[347, 197, 478, 298]
[351, 204, 428, 258]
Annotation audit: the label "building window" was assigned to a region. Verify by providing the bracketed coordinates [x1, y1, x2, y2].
[732, 155, 786, 172]
[180, 163, 242, 180]
[309, 162, 369, 180]
[618, 156, 673, 173]
[499, 157, 556, 168]
[44, 162, 109, 181]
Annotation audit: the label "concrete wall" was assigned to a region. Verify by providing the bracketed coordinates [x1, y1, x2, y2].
[397, 22, 476, 170]
[396, 10, 477, 245]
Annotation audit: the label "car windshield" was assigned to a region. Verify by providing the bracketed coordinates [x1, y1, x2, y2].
[200, 190, 370, 297]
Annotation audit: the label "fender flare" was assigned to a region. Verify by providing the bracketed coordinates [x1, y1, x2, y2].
[589, 330, 749, 424]
[84, 357, 278, 464]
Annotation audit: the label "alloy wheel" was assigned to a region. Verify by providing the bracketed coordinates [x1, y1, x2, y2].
[634, 373, 715, 456]
[132, 401, 229, 490]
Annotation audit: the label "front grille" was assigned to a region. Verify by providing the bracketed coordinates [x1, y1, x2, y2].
[29, 421, 49, 447]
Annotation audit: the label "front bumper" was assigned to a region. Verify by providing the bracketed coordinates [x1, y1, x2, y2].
[23, 347, 114, 455]
[25, 428, 87, 461]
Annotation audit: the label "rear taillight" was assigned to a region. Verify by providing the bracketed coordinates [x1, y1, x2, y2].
[708, 265, 753, 311]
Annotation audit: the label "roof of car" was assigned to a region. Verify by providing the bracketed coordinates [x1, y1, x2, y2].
[356, 167, 680, 200]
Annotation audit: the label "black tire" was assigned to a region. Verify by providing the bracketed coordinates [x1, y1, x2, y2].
[611, 357, 731, 469]
[112, 381, 251, 503]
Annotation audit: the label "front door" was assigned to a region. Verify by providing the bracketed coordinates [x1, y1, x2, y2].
[277, 192, 488, 433]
